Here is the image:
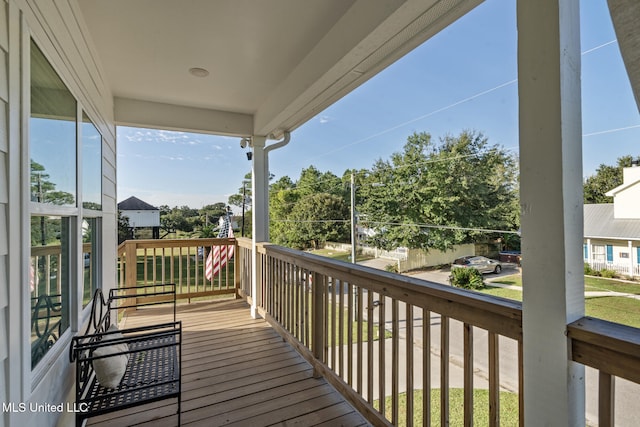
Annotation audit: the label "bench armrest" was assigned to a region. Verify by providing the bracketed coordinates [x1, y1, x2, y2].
[108, 284, 177, 322]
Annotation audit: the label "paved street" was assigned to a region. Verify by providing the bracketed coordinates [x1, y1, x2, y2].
[354, 258, 640, 426]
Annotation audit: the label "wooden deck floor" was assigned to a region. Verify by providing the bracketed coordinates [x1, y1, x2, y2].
[87, 298, 371, 427]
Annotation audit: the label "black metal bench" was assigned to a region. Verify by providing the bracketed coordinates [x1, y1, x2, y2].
[69, 285, 181, 426]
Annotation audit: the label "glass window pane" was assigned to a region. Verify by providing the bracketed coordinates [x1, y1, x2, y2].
[82, 113, 102, 210]
[82, 217, 99, 307]
[30, 40, 77, 207]
[30, 216, 71, 369]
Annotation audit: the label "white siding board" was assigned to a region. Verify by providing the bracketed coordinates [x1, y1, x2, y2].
[0, 207, 6, 263]
[0, 310, 5, 360]
[0, 48, 7, 102]
[0, 1, 7, 51]
[0, 102, 7, 152]
[0, 152, 6, 203]
[0, 256, 6, 308]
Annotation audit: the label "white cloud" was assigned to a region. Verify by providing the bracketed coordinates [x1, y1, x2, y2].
[319, 115, 332, 124]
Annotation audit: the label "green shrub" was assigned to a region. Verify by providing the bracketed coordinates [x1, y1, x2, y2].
[385, 264, 399, 273]
[584, 263, 595, 276]
[449, 267, 485, 290]
[600, 269, 617, 278]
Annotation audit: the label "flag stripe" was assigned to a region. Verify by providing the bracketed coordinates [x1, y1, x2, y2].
[205, 225, 234, 281]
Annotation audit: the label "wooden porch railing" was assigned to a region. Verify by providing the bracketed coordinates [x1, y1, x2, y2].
[117, 238, 238, 301]
[237, 238, 523, 426]
[236, 238, 640, 427]
[567, 317, 640, 427]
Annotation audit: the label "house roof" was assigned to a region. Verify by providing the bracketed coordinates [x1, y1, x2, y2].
[75, 0, 482, 138]
[584, 204, 640, 241]
[118, 196, 159, 211]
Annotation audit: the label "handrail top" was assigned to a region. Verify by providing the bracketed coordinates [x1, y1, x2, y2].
[568, 316, 640, 357]
[262, 242, 522, 317]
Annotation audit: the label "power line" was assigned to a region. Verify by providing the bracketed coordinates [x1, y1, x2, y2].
[583, 124, 640, 138]
[361, 220, 520, 235]
[309, 39, 617, 161]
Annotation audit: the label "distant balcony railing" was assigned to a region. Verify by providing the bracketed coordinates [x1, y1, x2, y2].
[235, 238, 640, 427]
[117, 238, 238, 301]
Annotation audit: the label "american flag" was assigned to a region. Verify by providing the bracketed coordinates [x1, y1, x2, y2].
[205, 214, 235, 281]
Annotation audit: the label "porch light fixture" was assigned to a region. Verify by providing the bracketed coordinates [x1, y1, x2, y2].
[188, 67, 209, 77]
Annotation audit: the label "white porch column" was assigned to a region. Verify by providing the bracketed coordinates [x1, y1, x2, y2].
[586, 238, 591, 264]
[628, 240, 634, 276]
[518, 1, 585, 425]
[251, 135, 268, 319]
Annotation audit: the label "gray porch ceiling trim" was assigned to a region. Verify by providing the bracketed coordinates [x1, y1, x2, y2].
[114, 97, 254, 137]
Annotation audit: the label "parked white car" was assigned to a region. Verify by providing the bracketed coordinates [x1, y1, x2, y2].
[451, 256, 502, 274]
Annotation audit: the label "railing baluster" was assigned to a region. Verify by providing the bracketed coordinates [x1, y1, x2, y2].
[441, 315, 450, 426]
[379, 294, 386, 415]
[406, 302, 414, 427]
[424, 308, 431, 427]
[464, 323, 473, 427]
[599, 371, 615, 427]
[392, 299, 399, 425]
[338, 279, 345, 379]
[323, 275, 329, 363]
[312, 271, 324, 377]
[347, 282, 354, 387]
[489, 332, 499, 427]
[518, 339, 524, 427]
[331, 277, 337, 370]
[357, 286, 363, 395]
[367, 290, 374, 402]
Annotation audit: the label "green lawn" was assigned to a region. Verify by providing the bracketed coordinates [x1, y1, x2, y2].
[310, 248, 373, 263]
[482, 275, 640, 328]
[375, 388, 519, 427]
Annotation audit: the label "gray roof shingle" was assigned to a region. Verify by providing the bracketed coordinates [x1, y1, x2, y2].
[118, 196, 158, 211]
[584, 204, 640, 241]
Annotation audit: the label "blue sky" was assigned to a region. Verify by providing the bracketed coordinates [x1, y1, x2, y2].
[117, 0, 640, 209]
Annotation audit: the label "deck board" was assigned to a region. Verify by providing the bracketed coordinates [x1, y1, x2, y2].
[86, 298, 371, 427]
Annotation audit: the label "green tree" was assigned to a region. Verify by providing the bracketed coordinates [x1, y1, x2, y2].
[284, 193, 350, 249]
[269, 176, 299, 245]
[30, 160, 75, 205]
[359, 131, 519, 251]
[118, 211, 132, 244]
[269, 167, 350, 247]
[583, 155, 634, 203]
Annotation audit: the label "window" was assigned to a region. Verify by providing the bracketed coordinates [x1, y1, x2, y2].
[30, 216, 71, 369]
[593, 245, 605, 261]
[583, 244, 588, 260]
[606, 245, 613, 263]
[82, 217, 99, 307]
[30, 41, 76, 207]
[29, 38, 105, 370]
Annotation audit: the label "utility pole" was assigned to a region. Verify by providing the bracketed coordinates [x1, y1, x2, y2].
[350, 173, 357, 264]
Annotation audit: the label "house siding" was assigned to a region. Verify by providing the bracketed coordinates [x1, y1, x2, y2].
[3, 1, 117, 426]
[1, 0, 8, 422]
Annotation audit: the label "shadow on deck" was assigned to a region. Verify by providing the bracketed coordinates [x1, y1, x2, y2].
[86, 298, 371, 427]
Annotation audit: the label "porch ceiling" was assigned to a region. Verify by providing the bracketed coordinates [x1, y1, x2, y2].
[76, 0, 482, 138]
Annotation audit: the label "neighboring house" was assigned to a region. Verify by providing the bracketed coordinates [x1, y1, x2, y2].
[584, 165, 640, 277]
[118, 196, 161, 239]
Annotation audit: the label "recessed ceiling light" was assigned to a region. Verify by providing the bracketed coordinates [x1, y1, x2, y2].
[189, 67, 209, 77]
